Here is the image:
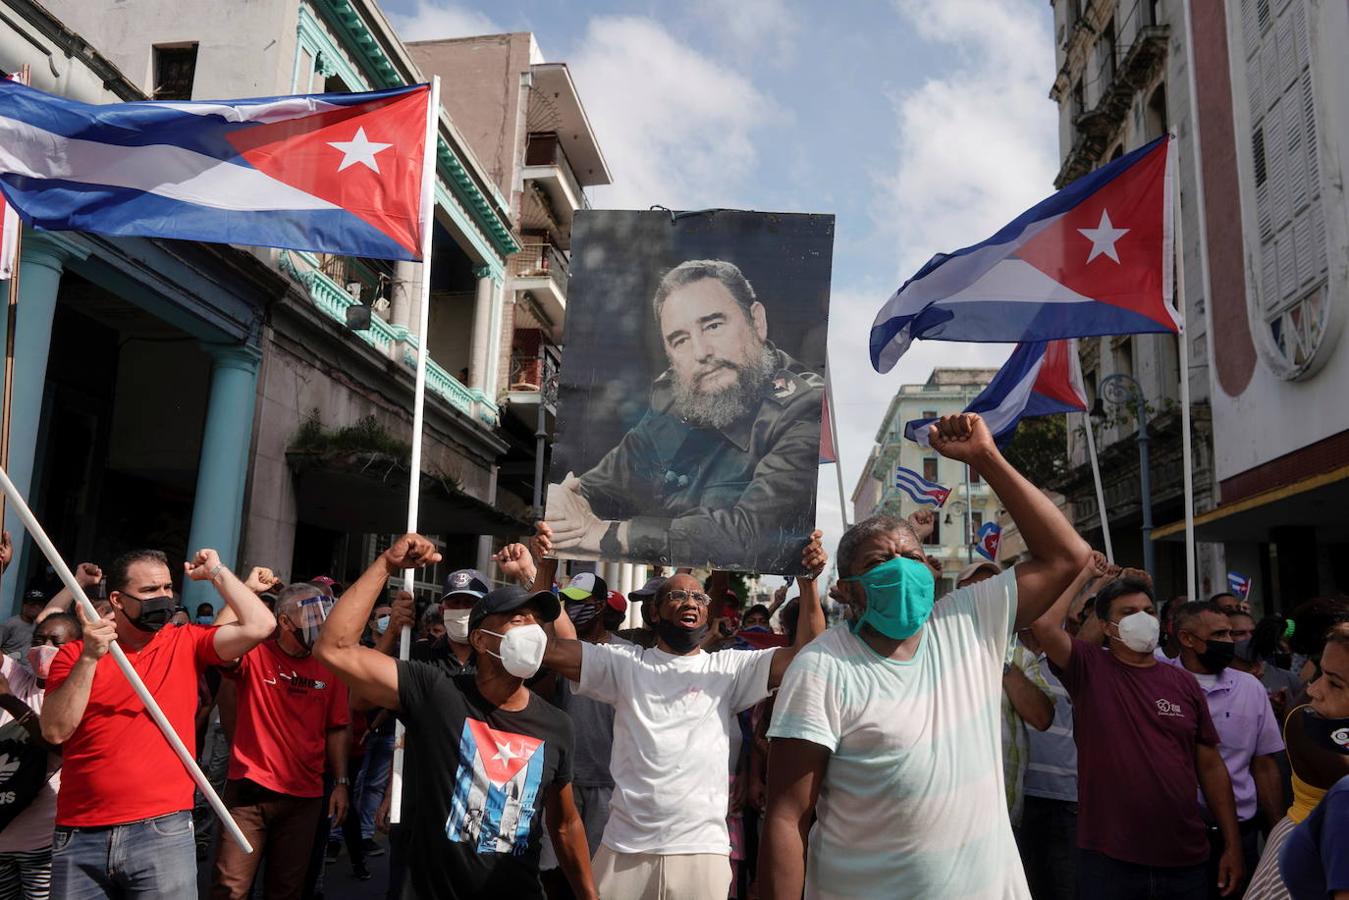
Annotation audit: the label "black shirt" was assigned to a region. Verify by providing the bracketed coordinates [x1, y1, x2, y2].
[395, 661, 573, 900]
[411, 635, 476, 676]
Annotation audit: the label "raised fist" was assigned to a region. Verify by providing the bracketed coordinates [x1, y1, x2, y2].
[381, 534, 442, 573]
[927, 413, 996, 466]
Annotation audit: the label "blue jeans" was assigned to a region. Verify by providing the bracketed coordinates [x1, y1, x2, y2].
[355, 731, 394, 841]
[51, 810, 197, 899]
[1077, 849, 1207, 900]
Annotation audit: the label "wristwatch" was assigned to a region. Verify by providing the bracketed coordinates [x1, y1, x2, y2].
[334, 777, 350, 786]
[600, 521, 622, 557]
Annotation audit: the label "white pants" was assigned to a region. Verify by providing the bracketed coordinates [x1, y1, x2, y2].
[592, 846, 731, 900]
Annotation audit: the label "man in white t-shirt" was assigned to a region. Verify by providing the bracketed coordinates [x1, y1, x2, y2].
[759, 413, 1090, 900]
[541, 534, 827, 899]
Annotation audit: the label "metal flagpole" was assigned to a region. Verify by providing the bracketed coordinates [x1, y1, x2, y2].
[963, 464, 973, 563]
[824, 361, 849, 531]
[1082, 413, 1115, 563]
[390, 76, 441, 826]
[0, 464, 253, 852]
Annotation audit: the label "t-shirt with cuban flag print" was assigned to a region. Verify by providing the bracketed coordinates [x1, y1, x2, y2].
[395, 662, 573, 900]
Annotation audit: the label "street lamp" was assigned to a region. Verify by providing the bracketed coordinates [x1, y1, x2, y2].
[1089, 373, 1153, 581]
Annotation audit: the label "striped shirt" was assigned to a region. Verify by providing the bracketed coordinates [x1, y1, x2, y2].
[769, 569, 1029, 899]
[1023, 651, 1078, 803]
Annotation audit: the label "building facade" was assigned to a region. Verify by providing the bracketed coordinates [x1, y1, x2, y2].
[32, 0, 537, 605]
[1047, 0, 1349, 610]
[854, 369, 1002, 596]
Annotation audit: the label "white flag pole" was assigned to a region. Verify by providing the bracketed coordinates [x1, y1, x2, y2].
[1082, 413, 1115, 564]
[390, 75, 441, 826]
[0, 464, 253, 853]
[824, 360, 849, 531]
[1167, 130, 1198, 602]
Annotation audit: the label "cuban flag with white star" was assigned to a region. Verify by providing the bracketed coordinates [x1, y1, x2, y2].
[869, 135, 1178, 373]
[0, 80, 431, 261]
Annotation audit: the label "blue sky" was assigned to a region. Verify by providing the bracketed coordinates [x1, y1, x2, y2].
[382, 0, 1063, 560]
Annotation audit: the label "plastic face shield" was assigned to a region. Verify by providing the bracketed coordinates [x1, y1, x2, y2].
[292, 593, 333, 648]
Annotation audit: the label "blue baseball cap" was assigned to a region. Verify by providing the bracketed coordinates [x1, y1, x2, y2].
[441, 569, 490, 602]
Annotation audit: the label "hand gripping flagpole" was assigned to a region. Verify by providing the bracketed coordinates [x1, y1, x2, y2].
[390, 75, 441, 826]
[0, 464, 253, 853]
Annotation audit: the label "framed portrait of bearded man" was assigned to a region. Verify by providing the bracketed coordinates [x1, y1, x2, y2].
[544, 209, 834, 576]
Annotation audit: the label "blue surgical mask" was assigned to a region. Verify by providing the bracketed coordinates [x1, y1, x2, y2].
[195, 615, 213, 625]
[843, 556, 935, 640]
[375, 615, 390, 634]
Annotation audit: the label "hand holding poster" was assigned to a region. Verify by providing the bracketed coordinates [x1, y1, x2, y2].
[545, 210, 834, 575]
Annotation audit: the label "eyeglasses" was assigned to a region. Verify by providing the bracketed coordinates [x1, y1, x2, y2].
[664, 589, 711, 606]
[31, 634, 63, 647]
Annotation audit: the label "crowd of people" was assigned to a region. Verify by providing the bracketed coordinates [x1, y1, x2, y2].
[0, 412, 1345, 899]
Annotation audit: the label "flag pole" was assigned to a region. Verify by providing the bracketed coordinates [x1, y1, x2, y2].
[1169, 141, 1198, 602]
[824, 361, 849, 531]
[1082, 413, 1114, 563]
[390, 76, 440, 826]
[0, 464, 253, 852]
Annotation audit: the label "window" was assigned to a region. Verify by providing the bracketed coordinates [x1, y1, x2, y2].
[1098, 18, 1116, 89]
[972, 511, 984, 532]
[153, 44, 198, 100]
[1146, 84, 1169, 141]
[923, 457, 939, 482]
[922, 409, 938, 421]
[1114, 338, 1134, 381]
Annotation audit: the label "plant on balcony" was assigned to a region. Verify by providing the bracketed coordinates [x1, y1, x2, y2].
[1004, 416, 1071, 486]
[288, 409, 463, 493]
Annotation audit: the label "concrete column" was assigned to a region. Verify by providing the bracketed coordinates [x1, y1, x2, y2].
[0, 238, 68, 615]
[485, 275, 508, 403]
[182, 344, 261, 610]
[389, 259, 418, 330]
[476, 465, 498, 576]
[468, 266, 492, 391]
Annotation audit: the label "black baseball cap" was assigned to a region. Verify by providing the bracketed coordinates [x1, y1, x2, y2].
[441, 568, 490, 602]
[629, 577, 666, 603]
[468, 585, 560, 633]
[21, 590, 45, 606]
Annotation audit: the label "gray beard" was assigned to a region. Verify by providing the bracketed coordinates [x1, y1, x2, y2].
[671, 346, 776, 430]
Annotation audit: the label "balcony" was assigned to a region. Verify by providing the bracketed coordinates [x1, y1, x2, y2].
[510, 242, 570, 326]
[504, 339, 560, 435]
[521, 133, 588, 248]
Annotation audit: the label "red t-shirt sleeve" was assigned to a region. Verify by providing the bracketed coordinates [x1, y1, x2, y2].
[45, 641, 83, 693]
[326, 678, 351, 730]
[191, 624, 227, 669]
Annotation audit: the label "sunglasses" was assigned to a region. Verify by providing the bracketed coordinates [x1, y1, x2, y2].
[663, 589, 711, 607]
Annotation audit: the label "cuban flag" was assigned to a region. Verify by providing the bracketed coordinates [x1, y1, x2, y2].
[819, 393, 837, 465]
[447, 719, 546, 856]
[870, 135, 1177, 373]
[1227, 571, 1252, 600]
[904, 339, 1087, 447]
[0, 80, 431, 261]
[894, 465, 950, 508]
[976, 522, 1002, 561]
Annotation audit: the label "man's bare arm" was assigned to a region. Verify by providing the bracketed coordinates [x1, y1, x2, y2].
[759, 738, 829, 899]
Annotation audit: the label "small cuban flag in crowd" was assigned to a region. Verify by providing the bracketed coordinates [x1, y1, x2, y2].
[976, 522, 1002, 561]
[1227, 572, 1252, 600]
[894, 465, 950, 508]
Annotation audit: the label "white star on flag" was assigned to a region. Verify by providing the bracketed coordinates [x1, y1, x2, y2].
[492, 740, 518, 764]
[328, 126, 392, 174]
[1078, 209, 1130, 264]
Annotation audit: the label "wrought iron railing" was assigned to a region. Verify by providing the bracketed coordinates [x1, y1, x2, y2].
[509, 242, 570, 297]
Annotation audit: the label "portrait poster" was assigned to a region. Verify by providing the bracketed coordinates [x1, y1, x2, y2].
[545, 209, 834, 576]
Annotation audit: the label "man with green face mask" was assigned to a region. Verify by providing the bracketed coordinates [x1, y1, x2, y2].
[758, 412, 1090, 900]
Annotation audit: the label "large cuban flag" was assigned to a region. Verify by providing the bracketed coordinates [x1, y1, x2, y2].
[0, 80, 431, 261]
[870, 135, 1177, 373]
[904, 339, 1088, 448]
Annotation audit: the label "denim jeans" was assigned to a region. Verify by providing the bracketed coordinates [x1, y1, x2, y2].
[51, 810, 197, 899]
[1015, 795, 1078, 900]
[1077, 849, 1207, 900]
[355, 731, 394, 840]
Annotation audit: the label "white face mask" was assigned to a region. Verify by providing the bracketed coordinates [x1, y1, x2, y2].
[442, 607, 472, 644]
[480, 624, 547, 678]
[1113, 611, 1160, 654]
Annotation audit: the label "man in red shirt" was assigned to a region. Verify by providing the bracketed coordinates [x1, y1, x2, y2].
[40, 548, 275, 898]
[211, 582, 351, 898]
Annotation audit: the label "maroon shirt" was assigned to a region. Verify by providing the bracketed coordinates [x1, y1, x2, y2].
[1051, 638, 1219, 867]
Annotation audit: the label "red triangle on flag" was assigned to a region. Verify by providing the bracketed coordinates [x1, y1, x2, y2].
[1015, 141, 1174, 332]
[467, 719, 542, 785]
[227, 87, 430, 257]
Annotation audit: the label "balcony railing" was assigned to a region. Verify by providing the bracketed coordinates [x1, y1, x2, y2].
[523, 132, 589, 210]
[510, 242, 570, 297]
[508, 342, 561, 406]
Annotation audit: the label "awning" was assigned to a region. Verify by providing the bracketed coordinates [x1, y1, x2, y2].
[1152, 463, 1349, 543]
[287, 451, 531, 537]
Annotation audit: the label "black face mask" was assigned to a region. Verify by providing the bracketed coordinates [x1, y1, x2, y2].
[1195, 639, 1236, 673]
[655, 618, 708, 654]
[1301, 707, 1349, 755]
[123, 594, 174, 633]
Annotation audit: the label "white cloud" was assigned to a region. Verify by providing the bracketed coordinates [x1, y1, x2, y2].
[689, 0, 800, 57]
[568, 16, 776, 210]
[387, 1, 500, 43]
